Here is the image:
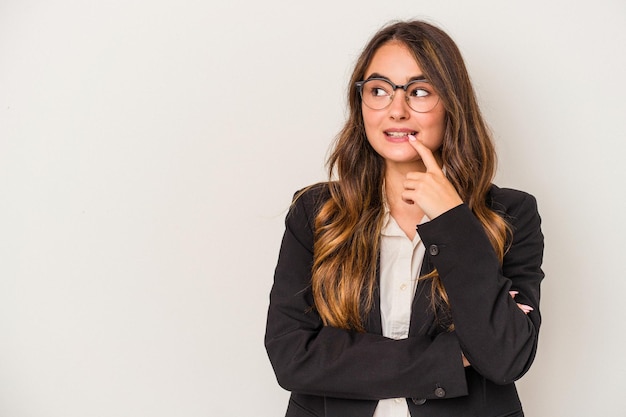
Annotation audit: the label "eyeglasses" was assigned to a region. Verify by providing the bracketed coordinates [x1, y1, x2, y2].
[355, 77, 440, 113]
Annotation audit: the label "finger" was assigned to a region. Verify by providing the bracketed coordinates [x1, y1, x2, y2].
[408, 134, 441, 173]
[509, 291, 519, 298]
[517, 303, 534, 314]
[462, 353, 470, 367]
[400, 189, 415, 205]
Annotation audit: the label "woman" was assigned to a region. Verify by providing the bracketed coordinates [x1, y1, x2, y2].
[265, 20, 544, 417]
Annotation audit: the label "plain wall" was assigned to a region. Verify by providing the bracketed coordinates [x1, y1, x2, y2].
[1, 0, 625, 416]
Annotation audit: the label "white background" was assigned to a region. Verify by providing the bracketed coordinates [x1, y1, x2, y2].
[1, 0, 625, 416]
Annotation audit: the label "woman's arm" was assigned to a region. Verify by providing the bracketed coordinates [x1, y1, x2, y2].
[402, 136, 544, 384]
[417, 191, 544, 384]
[264, 186, 468, 401]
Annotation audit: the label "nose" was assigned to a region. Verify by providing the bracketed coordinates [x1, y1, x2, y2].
[388, 90, 410, 120]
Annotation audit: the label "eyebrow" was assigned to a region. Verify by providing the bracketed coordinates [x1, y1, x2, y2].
[365, 72, 428, 82]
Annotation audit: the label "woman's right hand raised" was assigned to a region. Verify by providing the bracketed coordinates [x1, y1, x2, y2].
[401, 135, 463, 219]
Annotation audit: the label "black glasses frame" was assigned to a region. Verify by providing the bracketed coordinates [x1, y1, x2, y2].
[355, 77, 439, 113]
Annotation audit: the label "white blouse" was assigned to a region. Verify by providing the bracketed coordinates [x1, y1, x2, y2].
[372, 208, 428, 417]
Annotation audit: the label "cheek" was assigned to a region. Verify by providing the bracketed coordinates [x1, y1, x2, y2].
[361, 108, 378, 137]
[420, 113, 446, 148]
[424, 107, 446, 128]
[361, 106, 384, 124]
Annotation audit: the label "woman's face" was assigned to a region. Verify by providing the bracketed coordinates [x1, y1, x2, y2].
[361, 41, 446, 169]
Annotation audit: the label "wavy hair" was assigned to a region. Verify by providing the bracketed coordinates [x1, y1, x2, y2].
[311, 20, 511, 332]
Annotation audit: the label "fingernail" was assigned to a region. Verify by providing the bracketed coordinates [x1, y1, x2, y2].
[408, 134, 416, 142]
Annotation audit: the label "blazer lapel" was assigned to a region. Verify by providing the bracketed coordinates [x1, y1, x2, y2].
[366, 253, 438, 337]
[408, 253, 438, 337]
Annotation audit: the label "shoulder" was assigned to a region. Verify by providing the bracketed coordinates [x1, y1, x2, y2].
[487, 185, 542, 243]
[290, 182, 333, 216]
[487, 184, 539, 219]
[285, 182, 333, 231]
[293, 182, 332, 206]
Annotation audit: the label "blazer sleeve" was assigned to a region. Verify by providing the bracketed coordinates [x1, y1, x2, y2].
[265, 186, 468, 401]
[416, 189, 544, 384]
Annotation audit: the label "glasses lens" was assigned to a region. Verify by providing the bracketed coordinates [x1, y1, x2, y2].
[405, 80, 439, 113]
[358, 79, 440, 113]
[360, 79, 393, 110]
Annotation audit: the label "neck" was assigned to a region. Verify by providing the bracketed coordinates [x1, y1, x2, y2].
[382, 152, 443, 234]
[383, 151, 443, 204]
[383, 164, 423, 224]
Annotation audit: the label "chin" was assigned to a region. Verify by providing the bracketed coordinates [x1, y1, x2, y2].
[383, 154, 421, 164]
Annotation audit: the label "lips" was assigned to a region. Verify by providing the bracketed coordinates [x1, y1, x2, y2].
[385, 131, 417, 138]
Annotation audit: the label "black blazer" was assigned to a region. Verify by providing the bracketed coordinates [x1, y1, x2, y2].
[265, 183, 544, 417]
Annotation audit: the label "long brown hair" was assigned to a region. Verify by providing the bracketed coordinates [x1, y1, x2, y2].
[311, 20, 510, 332]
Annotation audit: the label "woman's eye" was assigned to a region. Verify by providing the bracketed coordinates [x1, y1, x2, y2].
[410, 88, 429, 98]
[372, 87, 388, 97]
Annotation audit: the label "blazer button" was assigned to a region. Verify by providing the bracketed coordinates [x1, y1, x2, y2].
[434, 387, 446, 398]
[412, 398, 427, 405]
[428, 244, 439, 256]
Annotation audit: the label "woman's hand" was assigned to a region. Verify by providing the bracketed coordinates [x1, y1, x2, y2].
[403, 135, 463, 219]
[509, 291, 534, 315]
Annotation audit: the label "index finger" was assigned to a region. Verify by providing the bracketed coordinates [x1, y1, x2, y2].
[408, 134, 441, 172]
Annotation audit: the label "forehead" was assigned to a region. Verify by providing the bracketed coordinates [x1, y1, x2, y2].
[364, 41, 423, 82]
